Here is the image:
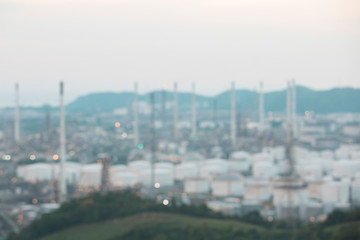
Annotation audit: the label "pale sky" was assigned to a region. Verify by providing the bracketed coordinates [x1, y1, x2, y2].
[0, 0, 359, 106]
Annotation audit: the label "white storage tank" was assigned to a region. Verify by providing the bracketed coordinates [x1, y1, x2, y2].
[244, 178, 271, 202]
[253, 161, 277, 179]
[138, 168, 174, 187]
[175, 163, 199, 180]
[253, 152, 274, 164]
[321, 180, 350, 203]
[129, 160, 151, 172]
[200, 159, 228, 179]
[155, 162, 174, 172]
[307, 180, 323, 200]
[333, 160, 360, 178]
[228, 151, 252, 172]
[79, 164, 102, 187]
[184, 178, 210, 194]
[17, 163, 53, 182]
[211, 174, 244, 197]
[298, 164, 323, 181]
[111, 170, 138, 187]
[53, 162, 82, 184]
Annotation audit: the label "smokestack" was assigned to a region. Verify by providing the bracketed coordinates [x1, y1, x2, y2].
[259, 81, 264, 130]
[286, 80, 292, 142]
[150, 92, 156, 189]
[231, 82, 236, 147]
[134, 82, 139, 148]
[14, 83, 20, 143]
[161, 87, 166, 129]
[213, 97, 218, 128]
[191, 82, 197, 139]
[173, 82, 178, 140]
[59, 81, 67, 202]
[291, 79, 297, 138]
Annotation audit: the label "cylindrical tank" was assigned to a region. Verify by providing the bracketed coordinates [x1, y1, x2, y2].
[211, 174, 244, 197]
[184, 178, 210, 194]
[253, 161, 277, 179]
[228, 151, 252, 172]
[321, 180, 350, 203]
[138, 168, 174, 187]
[333, 160, 360, 178]
[79, 164, 102, 187]
[175, 163, 199, 180]
[111, 170, 138, 187]
[244, 178, 271, 201]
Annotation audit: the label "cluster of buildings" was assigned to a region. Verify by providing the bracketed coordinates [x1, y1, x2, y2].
[0, 80, 359, 236]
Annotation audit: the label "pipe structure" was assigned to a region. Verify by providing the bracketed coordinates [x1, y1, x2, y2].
[191, 82, 197, 139]
[59, 81, 67, 202]
[231, 81, 236, 147]
[14, 83, 20, 143]
[259, 81, 264, 130]
[173, 82, 178, 140]
[134, 82, 139, 147]
[292, 79, 297, 138]
[150, 92, 156, 189]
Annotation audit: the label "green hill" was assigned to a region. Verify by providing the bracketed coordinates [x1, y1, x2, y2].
[7, 191, 360, 240]
[65, 86, 360, 114]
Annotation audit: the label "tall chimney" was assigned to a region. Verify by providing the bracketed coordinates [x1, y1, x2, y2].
[259, 81, 264, 130]
[161, 88, 166, 129]
[191, 82, 197, 139]
[286, 80, 292, 142]
[291, 79, 297, 138]
[213, 97, 218, 128]
[134, 82, 139, 147]
[59, 81, 67, 202]
[231, 82, 236, 147]
[150, 92, 156, 189]
[14, 83, 20, 143]
[173, 82, 178, 140]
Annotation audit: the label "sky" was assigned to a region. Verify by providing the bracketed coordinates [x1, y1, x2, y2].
[0, 0, 359, 107]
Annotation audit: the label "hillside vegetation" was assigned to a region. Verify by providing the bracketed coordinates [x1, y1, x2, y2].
[7, 191, 360, 240]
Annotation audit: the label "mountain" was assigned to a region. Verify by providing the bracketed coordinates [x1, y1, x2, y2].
[66, 86, 360, 114]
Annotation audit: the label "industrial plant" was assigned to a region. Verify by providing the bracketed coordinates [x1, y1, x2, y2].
[0, 80, 360, 238]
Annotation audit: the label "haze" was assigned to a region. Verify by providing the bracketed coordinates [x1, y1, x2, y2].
[0, 0, 359, 106]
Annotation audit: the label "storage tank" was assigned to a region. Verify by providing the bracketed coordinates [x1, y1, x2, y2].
[53, 162, 82, 184]
[129, 160, 151, 172]
[138, 168, 174, 187]
[253, 161, 277, 179]
[298, 164, 323, 181]
[253, 152, 274, 164]
[307, 180, 323, 200]
[184, 178, 210, 194]
[333, 160, 360, 178]
[111, 170, 138, 187]
[211, 174, 244, 197]
[79, 164, 102, 187]
[321, 180, 350, 203]
[17, 163, 53, 182]
[175, 162, 199, 180]
[199, 159, 228, 179]
[244, 178, 271, 201]
[155, 162, 174, 172]
[228, 151, 252, 172]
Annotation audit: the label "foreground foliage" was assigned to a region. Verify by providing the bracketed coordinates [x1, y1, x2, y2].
[7, 191, 360, 240]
